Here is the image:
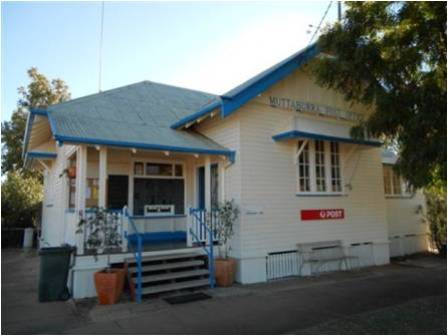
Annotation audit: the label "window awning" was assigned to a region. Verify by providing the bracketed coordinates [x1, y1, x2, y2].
[272, 130, 382, 147]
[272, 116, 382, 147]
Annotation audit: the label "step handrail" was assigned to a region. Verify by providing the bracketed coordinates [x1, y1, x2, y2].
[189, 208, 216, 288]
[123, 206, 143, 303]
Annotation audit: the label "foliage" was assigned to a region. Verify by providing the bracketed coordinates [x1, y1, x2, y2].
[1, 171, 43, 228]
[211, 200, 239, 259]
[77, 208, 123, 257]
[1, 68, 70, 229]
[310, 2, 446, 188]
[1, 67, 70, 175]
[422, 185, 447, 256]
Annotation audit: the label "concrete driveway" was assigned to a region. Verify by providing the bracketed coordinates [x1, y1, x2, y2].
[2, 249, 446, 334]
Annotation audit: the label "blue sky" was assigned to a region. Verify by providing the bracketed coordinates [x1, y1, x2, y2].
[1, 1, 337, 122]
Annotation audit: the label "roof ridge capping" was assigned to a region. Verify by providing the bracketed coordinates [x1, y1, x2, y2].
[45, 80, 217, 112]
[170, 43, 319, 129]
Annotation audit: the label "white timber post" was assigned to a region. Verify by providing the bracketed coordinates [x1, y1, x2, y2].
[75, 145, 87, 255]
[98, 146, 108, 208]
[204, 156, 213, 248]
[219, 160, 225, 203]
[121, 207, 129, 252]
[204, 156, 211, 212]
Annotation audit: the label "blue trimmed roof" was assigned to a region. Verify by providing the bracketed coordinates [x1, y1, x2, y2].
[37, 81, 235, 157]
[171, 43, 319, 129]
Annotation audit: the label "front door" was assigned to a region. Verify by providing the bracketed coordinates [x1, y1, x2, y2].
[197, 164, 219, 210]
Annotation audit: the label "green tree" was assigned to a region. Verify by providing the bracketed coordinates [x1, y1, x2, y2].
[423, 184, 447, 255]
[1, 67, 70, 174]
[311, 1, 446, 188]
[1, 171, 44, 228]
[1, 68, 70, 228]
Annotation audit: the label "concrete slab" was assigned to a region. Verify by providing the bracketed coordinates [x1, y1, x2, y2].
[2, 249, 446, 334]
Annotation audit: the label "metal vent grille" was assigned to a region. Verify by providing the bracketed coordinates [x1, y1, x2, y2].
[266, 250, 300, 280]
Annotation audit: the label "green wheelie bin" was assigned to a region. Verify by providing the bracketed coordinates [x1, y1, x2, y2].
[38, 245, 75, 302]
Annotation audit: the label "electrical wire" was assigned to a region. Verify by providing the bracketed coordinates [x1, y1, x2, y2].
[308, 1, 333, 45]
[98, 1, 105, 92]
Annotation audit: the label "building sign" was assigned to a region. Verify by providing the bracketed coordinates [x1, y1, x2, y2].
[301, 209, 345, 221]
[268, 96, 362, 122]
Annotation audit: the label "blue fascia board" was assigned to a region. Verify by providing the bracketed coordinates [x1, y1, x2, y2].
[54, 134, 237, 161]
[27, 151, 57, 159]
[170, 99, 221, 129]
[22, 113, 35, 160]
[30, 108, 48, 116]
[170, 44, 319, 128]
[221, 44, 319, 118]
[23, 109, 51, 161]
[272, 130, 382, 147]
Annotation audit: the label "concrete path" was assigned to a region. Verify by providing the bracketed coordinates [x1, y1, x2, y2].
[2, 249, 446, 334]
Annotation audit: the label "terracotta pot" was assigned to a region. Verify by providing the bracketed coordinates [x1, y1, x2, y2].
[67, 167, 76, 178]
[94, 268, 125, 305]
[214, 258, 236, 287]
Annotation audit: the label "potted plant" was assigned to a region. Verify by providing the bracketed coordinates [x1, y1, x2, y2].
[77, 208, 125, 304]
[211, 200, 239, 287]
[59, 167, 76, 178]
[94, 267, 126, 305]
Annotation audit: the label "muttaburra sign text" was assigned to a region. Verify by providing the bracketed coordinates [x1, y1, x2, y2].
[268, 96, 362, 122]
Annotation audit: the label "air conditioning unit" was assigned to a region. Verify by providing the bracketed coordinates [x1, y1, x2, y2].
[144, 204, 175, 216]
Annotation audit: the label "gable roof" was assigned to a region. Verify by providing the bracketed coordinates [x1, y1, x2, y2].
[25, 81, 235, 160]
[171, 43, 319, 129]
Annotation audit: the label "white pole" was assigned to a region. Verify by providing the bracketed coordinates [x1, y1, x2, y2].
[204, 156, 211, 212]
[98, 146, 108, 208]
[75, 145, 87, 255]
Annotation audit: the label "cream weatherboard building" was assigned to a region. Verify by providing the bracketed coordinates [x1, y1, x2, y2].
[24, 44, 429, 299]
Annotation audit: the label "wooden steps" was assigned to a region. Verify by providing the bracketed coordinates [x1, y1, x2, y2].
[125, 250, 210, 299]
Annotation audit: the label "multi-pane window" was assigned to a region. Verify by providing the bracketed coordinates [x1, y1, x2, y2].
[383, 164, 411, 196]
[383, 165, 392, 195]
[297, 140, 342, 194]
[315, 140, 326, 192]
[297, 141, 311, 192]
[330, 142, 342, 192]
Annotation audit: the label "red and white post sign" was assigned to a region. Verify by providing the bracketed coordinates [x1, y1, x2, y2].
[301, 209, 345, 221]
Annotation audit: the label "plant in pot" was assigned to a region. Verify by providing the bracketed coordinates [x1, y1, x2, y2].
[211, 200, 239, 287]
[77, 207, 125, 304]
[59, 166, 76, 178]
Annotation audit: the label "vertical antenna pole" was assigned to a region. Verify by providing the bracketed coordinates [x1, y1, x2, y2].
[98, 1, 105, 92]
[337, 1, 342, 21]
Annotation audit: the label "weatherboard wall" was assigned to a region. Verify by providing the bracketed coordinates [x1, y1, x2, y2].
[386, 192, 429, 257]
[198, 66, 390, 283]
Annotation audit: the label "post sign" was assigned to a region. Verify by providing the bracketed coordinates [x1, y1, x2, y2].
[301, 209, 345, 221]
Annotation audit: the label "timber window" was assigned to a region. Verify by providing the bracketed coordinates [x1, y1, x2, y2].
[133, 160, 185, 216]
[296, 140, 343, 194]
[297, 141, 311, 192]
[383, 164, 412, 197]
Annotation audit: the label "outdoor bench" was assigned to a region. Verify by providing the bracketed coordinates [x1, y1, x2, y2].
[297, 240, 359, 275]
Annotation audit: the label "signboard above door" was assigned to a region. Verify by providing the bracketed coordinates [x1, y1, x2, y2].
[268, 96, 362, 122]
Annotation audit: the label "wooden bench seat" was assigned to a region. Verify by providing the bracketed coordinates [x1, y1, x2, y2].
[297, 240, 359, 275]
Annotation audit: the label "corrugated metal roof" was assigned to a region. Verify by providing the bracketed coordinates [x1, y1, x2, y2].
[47, 81, 231, 154]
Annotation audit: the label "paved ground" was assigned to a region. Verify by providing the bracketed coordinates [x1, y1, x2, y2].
[2, 249, 446, 334]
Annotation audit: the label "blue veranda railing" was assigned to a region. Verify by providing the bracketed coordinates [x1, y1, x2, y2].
[123, 207, 143, 303]
[189, 208, 217, 288]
